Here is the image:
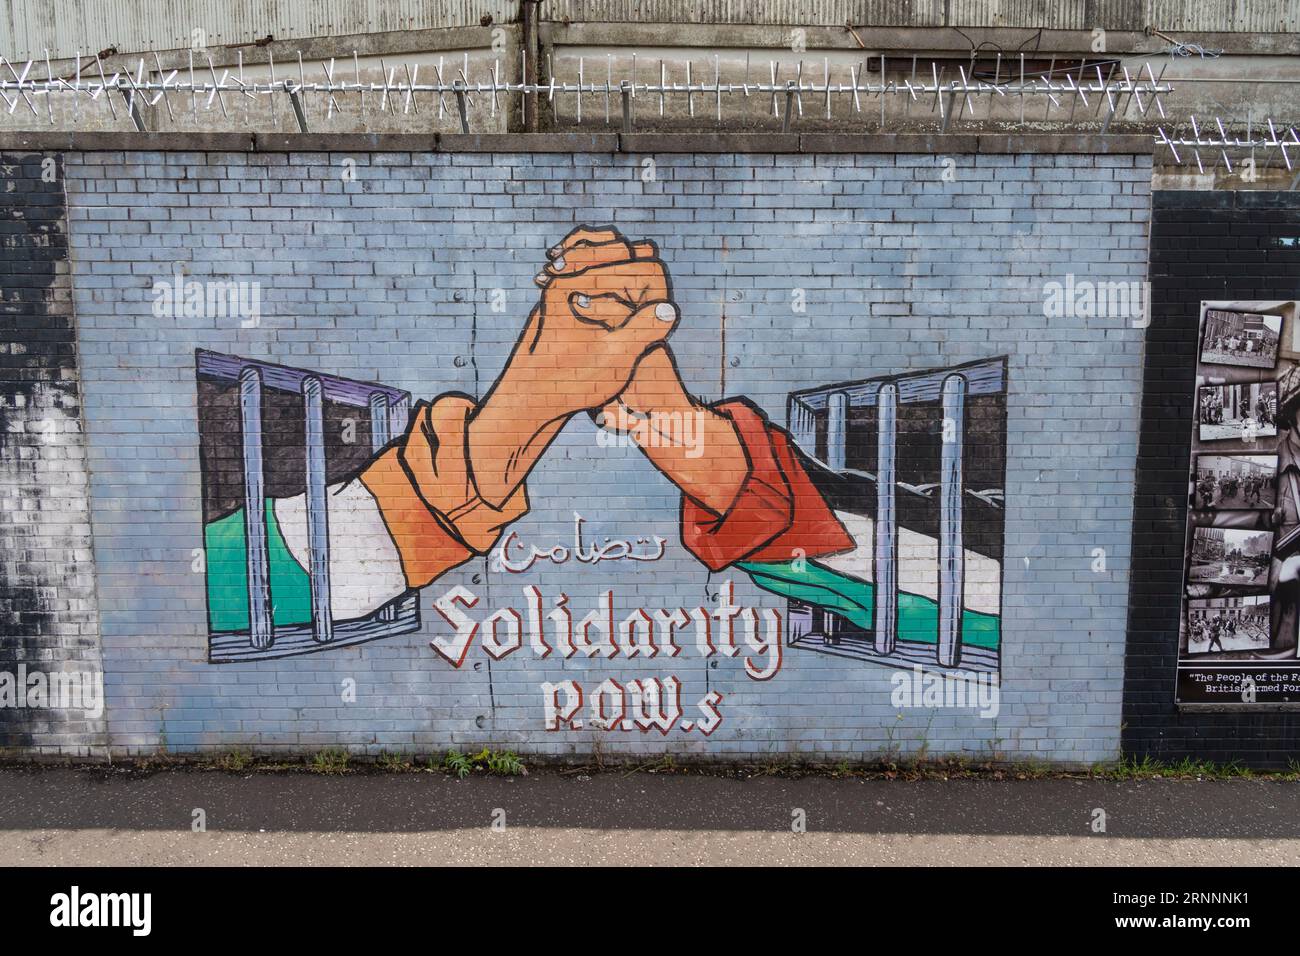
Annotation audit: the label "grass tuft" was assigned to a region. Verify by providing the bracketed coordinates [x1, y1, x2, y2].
[309, 748, 351, 775]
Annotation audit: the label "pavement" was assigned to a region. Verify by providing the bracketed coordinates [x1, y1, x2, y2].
[0, 768, 1297, 866]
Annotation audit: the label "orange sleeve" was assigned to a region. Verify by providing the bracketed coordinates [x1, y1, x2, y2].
[681, 399, 852, 572]
[359, 395, 529, 589]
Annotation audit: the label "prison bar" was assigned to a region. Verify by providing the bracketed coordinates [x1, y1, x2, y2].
[826, 391, 848, 472]
[789, 399, 816, 452]
[238, 366, 273, 650]
[302, 376, 334, 644]
[388, 395, 411, 445]
[369, 390, 395, 623]
[874, 382, 898, 655]
[369, 392, 391, 449]
[938, 374, 967, 668]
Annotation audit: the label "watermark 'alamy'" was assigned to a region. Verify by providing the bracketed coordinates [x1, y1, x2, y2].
[1042, 273, 1150, 328]
[50, 886, 151, 937]
[0, 665, 103, 719]
[152, 271, 261, 327]
[890, 665, 1000, 719]
[594, 406, 706, 459]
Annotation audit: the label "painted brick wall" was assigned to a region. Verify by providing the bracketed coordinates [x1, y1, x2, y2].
[0, 153, 106, 756]
[1125, 190, 1300, 768]
[47, 148, 1149, 764]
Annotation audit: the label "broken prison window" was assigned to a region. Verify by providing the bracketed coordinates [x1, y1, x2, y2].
[196, 350, 421, 663]
[769, 357, 1008, 677]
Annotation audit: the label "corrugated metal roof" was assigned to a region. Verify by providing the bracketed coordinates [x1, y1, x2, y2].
[1153, 0, 1299, 31]
[543, 0, 1300, 31]
[3, 0, 1297, 61]
[0, 0, 518, 60]
[542, 0, 944, 26]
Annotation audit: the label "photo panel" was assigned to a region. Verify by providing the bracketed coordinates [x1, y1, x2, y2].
[1197, 381, 1278, 442]
[1188, 526, 1274, 589]
[1177, 303, 1300, 704]
[1192, 454, 1278, 511]
[1186, 595, 1272, 656]
[1200, 309, 1282, 370]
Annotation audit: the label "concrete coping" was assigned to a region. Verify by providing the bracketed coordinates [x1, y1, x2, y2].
[0, 130, 1155, 155]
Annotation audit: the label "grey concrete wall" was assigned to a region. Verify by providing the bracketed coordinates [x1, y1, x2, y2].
[43, 144, 1150, 764]
[8, 0, 1299, 60]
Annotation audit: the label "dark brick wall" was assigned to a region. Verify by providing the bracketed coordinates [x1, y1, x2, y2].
[0, 153, 105, 756]
[1124, 190, 1300, 768]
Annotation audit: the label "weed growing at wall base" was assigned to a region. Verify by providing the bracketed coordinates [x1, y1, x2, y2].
[442, 748, 526, 778]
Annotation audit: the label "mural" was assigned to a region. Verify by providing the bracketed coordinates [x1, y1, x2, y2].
[197, 226, 1007, 722]
[1177, 299, 1300, 704]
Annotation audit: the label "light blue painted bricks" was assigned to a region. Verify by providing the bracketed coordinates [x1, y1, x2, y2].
[58, 149, 1151, 764]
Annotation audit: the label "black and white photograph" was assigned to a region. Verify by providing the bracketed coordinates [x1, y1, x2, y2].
[1200, 309, 1282, 369]
[1198, 381, 1278, 441]
[1186, 595, 1273, 655]
[1188, 526, 1274, 587]
[1193, 454, 1278, 510]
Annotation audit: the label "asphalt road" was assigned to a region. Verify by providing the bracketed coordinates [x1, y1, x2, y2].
[0, 768, 1296, 866]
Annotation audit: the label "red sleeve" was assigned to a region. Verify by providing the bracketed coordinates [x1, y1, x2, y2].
[681, 400, 853, 572]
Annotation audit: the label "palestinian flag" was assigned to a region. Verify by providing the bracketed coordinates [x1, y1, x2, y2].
[204, 479, 409, 633]
[739, 467, 1002, 652]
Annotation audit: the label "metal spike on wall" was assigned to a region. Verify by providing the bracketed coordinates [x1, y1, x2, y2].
[0, 45, 1292, 168]
[0, 49, 1173, 132]
[1156, 114, 1300, 174]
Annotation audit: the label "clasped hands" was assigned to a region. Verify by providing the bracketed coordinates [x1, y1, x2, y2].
[468, 225, 720, 510]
